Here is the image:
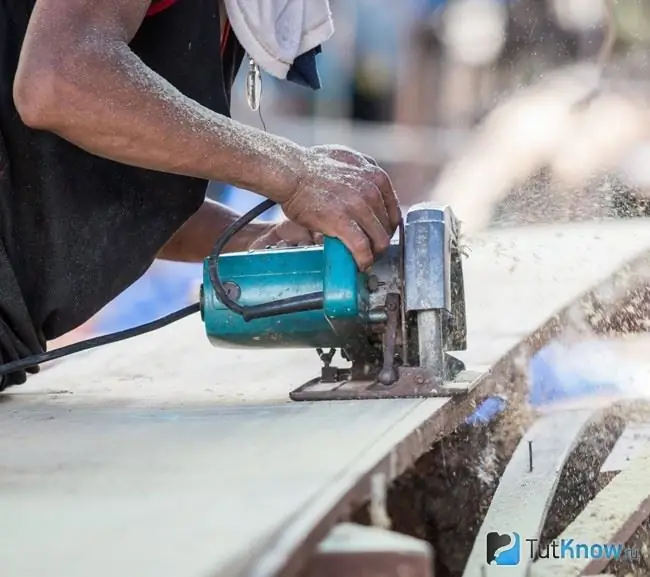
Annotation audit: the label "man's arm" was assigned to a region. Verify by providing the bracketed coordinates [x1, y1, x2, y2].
[14, 0, 402, 271]
[158, 199, 318, 262]
[157, 200, 263, 262]
[13, 0, 302, 203]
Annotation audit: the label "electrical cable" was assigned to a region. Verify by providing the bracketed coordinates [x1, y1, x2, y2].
[207, 199, 324, 322]
[0, 302, 200, 378]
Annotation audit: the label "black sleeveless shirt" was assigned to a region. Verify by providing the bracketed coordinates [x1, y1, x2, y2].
[0, 0, 244, 388]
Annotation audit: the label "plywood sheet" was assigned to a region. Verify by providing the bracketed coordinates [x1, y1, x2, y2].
[0, 398, 442, 577]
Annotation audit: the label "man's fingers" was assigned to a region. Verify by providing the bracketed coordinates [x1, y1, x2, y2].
[247, 235, 272, 250]
[312, 145, 400, 231]
[371, 168, 401, 231]
[335, 220, 374, 271]
[248, 221, 315, 250]
[360, 182, 391, 233]
[281, 223, 315, 245]
[348, 197, 391, 256]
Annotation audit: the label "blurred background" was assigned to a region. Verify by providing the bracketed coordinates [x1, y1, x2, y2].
[53, 0, 650, 345]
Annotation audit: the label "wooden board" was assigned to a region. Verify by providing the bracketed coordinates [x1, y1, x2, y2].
[462, 408, 607, 577]
[4, 219, 650, 577]
[0, 398, 447, 577]
[601, 423, 650, 473]
[532, 447, 650, 576]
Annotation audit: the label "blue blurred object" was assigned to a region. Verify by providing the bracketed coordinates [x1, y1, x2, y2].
[464, 340, 624, 425]
[94, 260, 201, 334]
[218, 185, 283, 222]
[466, 396, 507, 425]
[528, 341, 621, 406]
[205, 180, 227, 201]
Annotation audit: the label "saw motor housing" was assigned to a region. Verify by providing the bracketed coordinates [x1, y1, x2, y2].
[200, 203, 476, 400]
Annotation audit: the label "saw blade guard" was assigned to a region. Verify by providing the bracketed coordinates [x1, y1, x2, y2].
[404, 203, 467, 372]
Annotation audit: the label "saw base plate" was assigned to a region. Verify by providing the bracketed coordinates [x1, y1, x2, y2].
[289, 368, 483, 401]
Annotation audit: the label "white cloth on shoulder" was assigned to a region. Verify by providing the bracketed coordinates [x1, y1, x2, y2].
[223, 0, 334, 79]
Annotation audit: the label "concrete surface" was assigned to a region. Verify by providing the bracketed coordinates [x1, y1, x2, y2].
[4, 218, 650, 577]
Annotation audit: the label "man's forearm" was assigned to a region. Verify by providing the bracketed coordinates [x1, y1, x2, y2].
[158, 199, 270, 262]
[14, 14, 303, 202]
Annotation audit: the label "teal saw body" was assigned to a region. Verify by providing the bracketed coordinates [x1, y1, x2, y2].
[199, 202, 475, 401]
[201, 237, 377, 351]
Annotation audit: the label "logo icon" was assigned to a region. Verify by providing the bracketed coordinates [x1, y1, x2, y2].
[486, 532, 521, 565]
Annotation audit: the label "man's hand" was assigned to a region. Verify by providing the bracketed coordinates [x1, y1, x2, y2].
[247, 221, 323, 250]
[281, 145, 401, 271]
[158, 200, 322, 262]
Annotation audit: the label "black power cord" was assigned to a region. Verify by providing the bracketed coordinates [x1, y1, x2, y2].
[0, 302, 200, 378]
[207, 199, 324, 322]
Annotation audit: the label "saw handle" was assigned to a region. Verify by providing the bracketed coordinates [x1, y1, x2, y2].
[208, 199, 325, 322]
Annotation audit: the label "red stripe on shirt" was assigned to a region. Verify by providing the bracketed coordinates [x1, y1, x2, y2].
[145, 0, 231, 57]
[220, 20, 231, 54]
[146, 0, 179, 17]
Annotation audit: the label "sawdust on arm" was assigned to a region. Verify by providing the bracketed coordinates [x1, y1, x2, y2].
[13, 0, 402, 270]
[13, 0, 305, 203]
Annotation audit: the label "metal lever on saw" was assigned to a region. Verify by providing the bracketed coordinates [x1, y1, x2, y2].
[377, 293, 400, 386]
[208, 199, 325, 322]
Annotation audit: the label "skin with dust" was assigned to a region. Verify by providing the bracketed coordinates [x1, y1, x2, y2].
[16, 0, 400, 270]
